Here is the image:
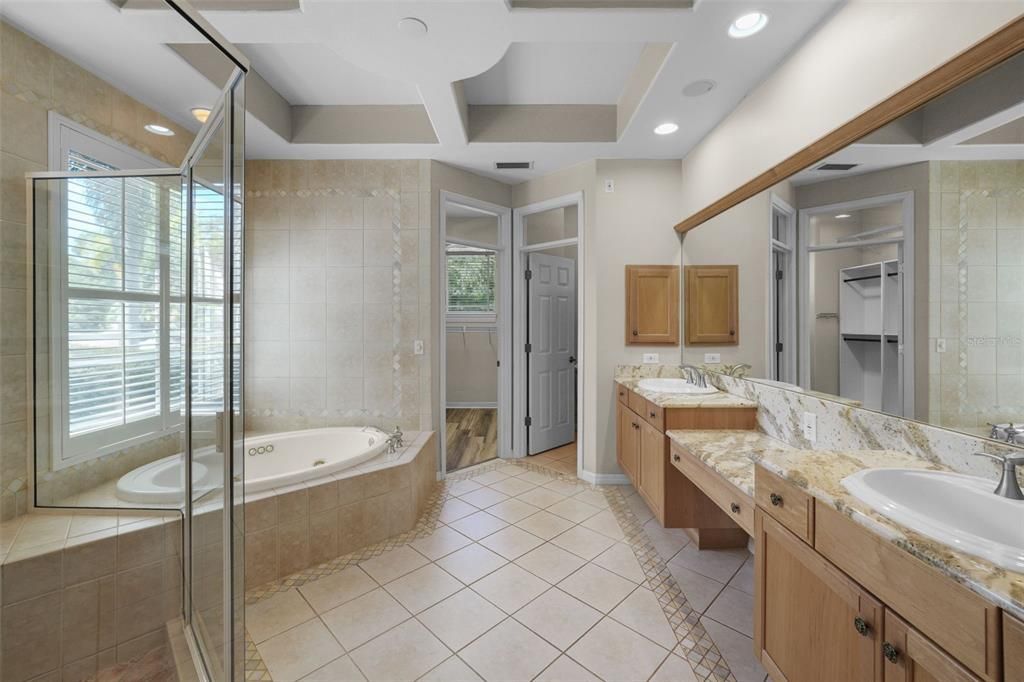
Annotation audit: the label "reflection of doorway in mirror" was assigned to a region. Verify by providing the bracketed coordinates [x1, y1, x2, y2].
[798, 193, 913, 417]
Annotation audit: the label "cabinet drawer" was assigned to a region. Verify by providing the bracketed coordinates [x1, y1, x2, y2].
[627, 389, 647, 417]
[643, 399, 664, 430]
[755, 465, 814, 544]
[670, 442, 753, 535]
[816, 502, 1001, 681]
[616, 382, 629, 406]
[884, 610, 980, 682]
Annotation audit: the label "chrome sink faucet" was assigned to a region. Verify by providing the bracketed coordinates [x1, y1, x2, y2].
[679, 364, 707, 388]
[973, 452, 1024, 500]
[387, 426, 404, 454]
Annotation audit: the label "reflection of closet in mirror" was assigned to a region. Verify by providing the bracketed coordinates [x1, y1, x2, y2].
[800, 194, 913, 415]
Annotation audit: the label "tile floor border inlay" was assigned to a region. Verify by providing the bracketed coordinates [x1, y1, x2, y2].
[243, 457, 737, 681]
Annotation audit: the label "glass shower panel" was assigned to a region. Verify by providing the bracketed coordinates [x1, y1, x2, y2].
[188, 116, 229, 674]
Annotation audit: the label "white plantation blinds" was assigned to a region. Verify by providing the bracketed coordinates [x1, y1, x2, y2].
[446, 244, 497, 314]
[59, 149, 190, 464]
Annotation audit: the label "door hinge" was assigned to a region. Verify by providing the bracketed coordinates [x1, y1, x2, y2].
[775, 270, 783, 281]
[524, 416, 532, 427]
[776, 342, 784, 352]
[524, 269, 532, 281]
[496, 360, 500, 367]
[525, 343, 532, 353]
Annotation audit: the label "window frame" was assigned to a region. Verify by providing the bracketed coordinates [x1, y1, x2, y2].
[445, 244, 498, 324]
[47, 113, 184, 470]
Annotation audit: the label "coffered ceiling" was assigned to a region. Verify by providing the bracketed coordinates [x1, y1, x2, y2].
[1, 0, 843, 182]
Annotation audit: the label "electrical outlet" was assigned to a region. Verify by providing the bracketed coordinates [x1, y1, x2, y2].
[704, 353, 721, 364]
[802, 412, 818, 443]
[413, 339, 424, 355]
[936, 338, 947, 353]
[642, 353, 659, 364]
[604, 179, 615, 193]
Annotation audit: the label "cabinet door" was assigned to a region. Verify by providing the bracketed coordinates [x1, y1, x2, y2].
[1005, 613, 1024, 682]
[684, 265, 738, 345]
[755, 510, 883, 682]
[882, 610, 980, 682]
[616, 401, 639, 484]
[637, 419, 665, 518]
[625, 265, 679, 345]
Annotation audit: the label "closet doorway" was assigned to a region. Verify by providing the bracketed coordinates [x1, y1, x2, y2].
[439, 193, 512, 473]
[798, 192, 915, 417]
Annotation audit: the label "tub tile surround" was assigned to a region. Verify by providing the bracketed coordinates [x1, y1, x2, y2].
[0, 510, 183, 682]
[244, 431, 438, 588]
[244, 159, 432, 436]
[242, 458, 761, 682]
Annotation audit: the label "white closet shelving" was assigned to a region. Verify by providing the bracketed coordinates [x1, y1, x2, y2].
[838, 259, 904, 413]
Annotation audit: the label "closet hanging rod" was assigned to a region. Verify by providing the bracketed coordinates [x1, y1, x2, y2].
[842, 274, 881, 283]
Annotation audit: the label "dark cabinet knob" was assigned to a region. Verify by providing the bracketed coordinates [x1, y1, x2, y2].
[729, 330, 735, 336]
[730, 502, 741, 514]
[853, 617, 869, 636]
[672, 454, 680, 463]
[632, 330, 638, 336]
[769, 493, 783, 507]
[650, 411, 656, 418]
[882, 642, 899, 663]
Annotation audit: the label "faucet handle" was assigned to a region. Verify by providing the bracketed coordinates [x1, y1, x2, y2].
[972, 451, 1024, 464]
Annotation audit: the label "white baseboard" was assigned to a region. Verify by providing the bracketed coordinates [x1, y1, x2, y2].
[446, 402, 498, 409]
[577, 470, 631, 485]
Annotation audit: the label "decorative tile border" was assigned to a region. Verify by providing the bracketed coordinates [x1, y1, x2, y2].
[243, 458, 737, 682]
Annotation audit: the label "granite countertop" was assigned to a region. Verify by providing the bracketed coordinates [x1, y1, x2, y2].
[666, 429, 1024, 619]
[666, 430, 790, 496]
[616, 378, 758, 409]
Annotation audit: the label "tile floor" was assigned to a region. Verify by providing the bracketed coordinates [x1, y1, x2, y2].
[246, 459, 768, 682]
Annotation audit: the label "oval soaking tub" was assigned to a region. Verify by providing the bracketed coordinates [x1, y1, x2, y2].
[116, 427, 391, 504]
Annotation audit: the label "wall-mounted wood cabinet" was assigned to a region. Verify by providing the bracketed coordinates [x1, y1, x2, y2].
[625, 265, 679, 345]
[684, 265, 738, 345]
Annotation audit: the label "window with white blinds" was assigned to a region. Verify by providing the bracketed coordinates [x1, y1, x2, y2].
[53, 132, 237, 467]
[446, 244, 497, 316]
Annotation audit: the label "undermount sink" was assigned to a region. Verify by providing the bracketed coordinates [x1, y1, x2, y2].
[636, 377, 718, 395]
[842, 468, 1024, 571]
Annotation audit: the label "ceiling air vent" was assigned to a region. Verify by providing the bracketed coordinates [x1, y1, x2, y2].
[495, 162, 533, 170]
[816, 163, 859, 171]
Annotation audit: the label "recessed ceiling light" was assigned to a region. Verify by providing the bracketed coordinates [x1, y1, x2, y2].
[682, 80, 716, 97]
[144, 123, 174, 136]
[835, 214, 852, 219]
[654, 122, 679, 136]
[397, 17, 428, 37]
[728, 12, 769, 38]
[191, 107, 211, 124]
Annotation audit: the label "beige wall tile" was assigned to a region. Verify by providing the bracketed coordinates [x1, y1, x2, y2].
[1, 590, 61, 680]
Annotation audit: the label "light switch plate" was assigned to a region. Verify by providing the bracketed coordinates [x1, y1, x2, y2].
[704, 353, 721, 364]
[802, 412, 818, 443]
[641, 353, 659, 364]
[413, 339, 424, 355]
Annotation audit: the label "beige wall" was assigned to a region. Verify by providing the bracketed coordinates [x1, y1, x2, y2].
[511, 159, 682, 477]
[0, 21, 194, 520]
[244, 160, 432, 434]
[680, 181, 794, 376]
[678, 2, 1023, 225]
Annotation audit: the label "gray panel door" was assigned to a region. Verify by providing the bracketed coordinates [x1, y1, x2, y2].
[527, 252, 576, 455]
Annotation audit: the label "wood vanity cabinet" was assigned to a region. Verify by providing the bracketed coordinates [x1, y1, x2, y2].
[637, 418, 665, 519]
[625, 265, 679, 345]
[755, 509, 884, 682]
[684, 265, 738, 345]
[616, 401, 639, 483]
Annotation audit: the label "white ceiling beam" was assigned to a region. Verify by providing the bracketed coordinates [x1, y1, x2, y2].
[291, 106, 437, 144]
[417, 81, 470, 147]
[468, 105, 617, 142]
[616, 42, 673, 139]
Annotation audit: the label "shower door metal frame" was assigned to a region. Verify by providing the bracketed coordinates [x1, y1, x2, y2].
[24, 2, 249, 679]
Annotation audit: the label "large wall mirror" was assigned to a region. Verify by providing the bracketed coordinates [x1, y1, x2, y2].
[685, 47, 1024, 446]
